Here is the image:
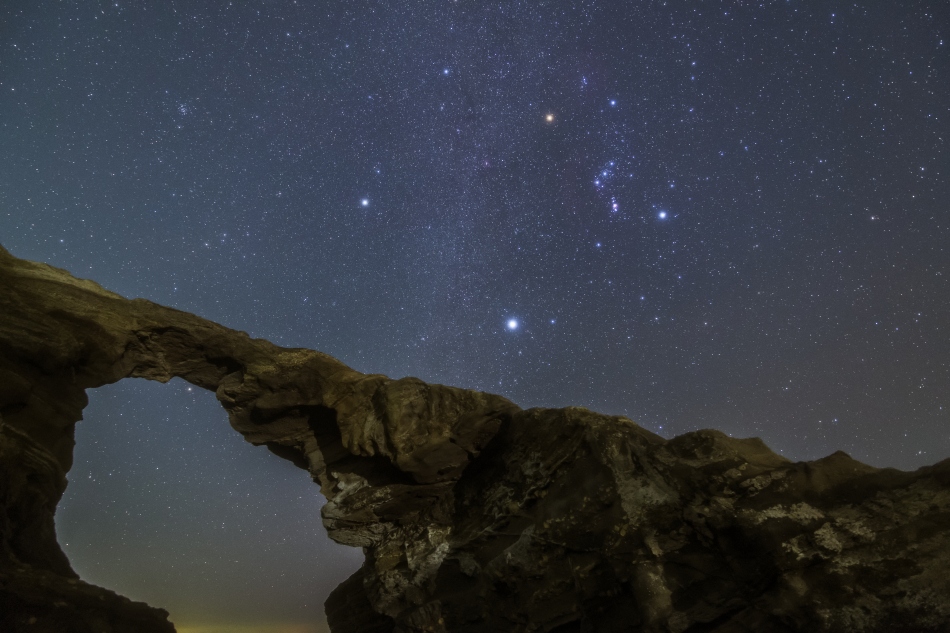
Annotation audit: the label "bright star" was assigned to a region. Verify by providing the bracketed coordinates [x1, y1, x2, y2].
[506, 319, 519, 330]
[658, 210, 668, 219]
[545, 113, 555, 123]
[361, 198, 370, 207]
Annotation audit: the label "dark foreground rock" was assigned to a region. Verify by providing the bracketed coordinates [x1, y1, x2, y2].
[0, 244, 948, 633]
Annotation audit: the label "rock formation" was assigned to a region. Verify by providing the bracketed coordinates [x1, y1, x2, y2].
[0, 244, 948, 633]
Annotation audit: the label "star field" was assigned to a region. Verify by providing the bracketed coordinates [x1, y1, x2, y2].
[1, 1, 948, 630]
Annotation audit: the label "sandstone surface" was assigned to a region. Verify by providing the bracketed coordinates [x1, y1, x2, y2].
[0, 245, 948, 632]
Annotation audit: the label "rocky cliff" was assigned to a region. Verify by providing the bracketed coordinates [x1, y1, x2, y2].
[0, 244, 948, 633]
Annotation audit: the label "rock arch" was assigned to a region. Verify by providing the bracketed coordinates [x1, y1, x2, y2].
[1, 245, 949, 633]
[0, 246, 512, 631]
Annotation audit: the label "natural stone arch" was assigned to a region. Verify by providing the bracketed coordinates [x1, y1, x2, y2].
[0, 246, 512, 631]
[2, 245, 950, 633]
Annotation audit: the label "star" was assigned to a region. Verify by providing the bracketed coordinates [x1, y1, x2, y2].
[544, 113, 555, 123]
[506, 319, 519, 331]
[361, 198, 370, 207]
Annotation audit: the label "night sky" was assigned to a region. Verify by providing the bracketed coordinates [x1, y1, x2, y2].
[2, 1, 948, 631]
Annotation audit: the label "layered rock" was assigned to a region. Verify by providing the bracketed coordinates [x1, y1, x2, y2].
[0, 244, 947, 633]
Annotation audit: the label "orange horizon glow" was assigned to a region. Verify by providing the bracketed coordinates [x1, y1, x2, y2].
[176, 623, 328, 633]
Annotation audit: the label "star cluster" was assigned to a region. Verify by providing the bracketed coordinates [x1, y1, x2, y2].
[1, 1, 948, 630]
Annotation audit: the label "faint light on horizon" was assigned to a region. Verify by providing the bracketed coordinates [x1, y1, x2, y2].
[177, 625, 322, 633]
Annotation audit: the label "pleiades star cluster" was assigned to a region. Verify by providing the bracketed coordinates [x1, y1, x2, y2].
[1, 1, 947, 630]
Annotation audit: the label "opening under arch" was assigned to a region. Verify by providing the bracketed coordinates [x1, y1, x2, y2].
[55, 378, 364, 633]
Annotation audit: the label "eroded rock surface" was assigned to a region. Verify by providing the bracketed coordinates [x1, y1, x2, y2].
[0, 244, 948, 633]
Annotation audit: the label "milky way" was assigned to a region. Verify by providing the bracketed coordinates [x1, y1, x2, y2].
[1, 1, 947, 629]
